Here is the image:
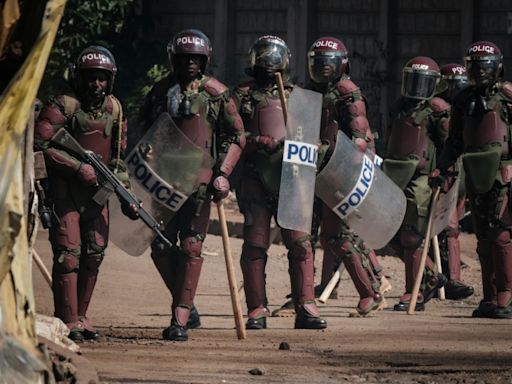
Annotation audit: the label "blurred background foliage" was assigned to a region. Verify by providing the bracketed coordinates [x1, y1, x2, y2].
[40, 0, 169, 126]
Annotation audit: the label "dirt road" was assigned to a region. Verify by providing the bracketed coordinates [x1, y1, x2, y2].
[32, 210, 512, 384]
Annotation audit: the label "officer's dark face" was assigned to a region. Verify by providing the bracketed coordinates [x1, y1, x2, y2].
[82, 69, 109, 102]
[253, 65, 277, 85]
[467, 59, 500, 87]
[174, 54, 203, 81]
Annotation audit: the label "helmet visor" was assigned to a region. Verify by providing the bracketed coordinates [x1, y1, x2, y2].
[402, 69, 439, 100]
[466, 58, 500, 86]
[250, 41, 289, 70]
[445, 77, 469, 99]
[307, 51, 344, 83]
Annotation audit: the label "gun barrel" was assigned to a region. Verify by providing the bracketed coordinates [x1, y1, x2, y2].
[52, 129, 175, 248]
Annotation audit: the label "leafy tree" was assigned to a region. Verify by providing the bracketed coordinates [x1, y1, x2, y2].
[40, 0, 169, 130]
[45, 0, 134, 83]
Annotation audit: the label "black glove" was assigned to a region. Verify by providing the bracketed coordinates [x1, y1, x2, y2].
[428, 168, 444, 189]
[121, 201, 139, 220]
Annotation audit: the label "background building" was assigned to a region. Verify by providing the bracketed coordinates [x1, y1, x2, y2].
[140, 0, 512, 140]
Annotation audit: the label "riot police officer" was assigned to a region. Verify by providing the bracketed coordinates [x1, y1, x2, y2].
[383, 56, 449, 311]
[307, 37, 388, 315]
[34, 46, 134, 341]
[434, 63, 474, 300]
[435, 41, 512, 319]
[138, 29, 245, 340]
[233, 35, 327, 330]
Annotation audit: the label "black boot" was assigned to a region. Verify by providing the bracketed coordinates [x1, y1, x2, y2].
[393, 293, 425, 312]
[294, 305, 327, 329]
[393, 301, 425, 312]
[68, 328, 84, 343]
[245, 317, 267, 330]
[423, 273, 448, 303]
[491, 305, 512, 319]
[187, 306, 201, 329]
[163, 320, 188, 341]
[445, 280, 474, 300]
[78, 317, 101, 341]
[472, 301, 497, 318]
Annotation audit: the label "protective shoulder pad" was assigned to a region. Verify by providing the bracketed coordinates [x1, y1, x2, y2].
[54, 95, 80, 118]
[107, 95, 123, 120]
[428, 97, 450, 114]
[501, 81, 512, 100]
[203, 77, 228, 97]
[336, 79, 360, 97]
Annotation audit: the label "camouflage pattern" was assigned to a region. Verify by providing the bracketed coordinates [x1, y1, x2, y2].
[438, 78, 512, 315]
[384, 90, 450, 309]
[138, 72, 245, 333]
[233, 79, 326, 327]
[311, 75, 385, 314]
[34, 92, 128, 338]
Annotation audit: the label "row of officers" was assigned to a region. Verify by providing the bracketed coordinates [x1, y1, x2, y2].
[33, 28, 512, 342]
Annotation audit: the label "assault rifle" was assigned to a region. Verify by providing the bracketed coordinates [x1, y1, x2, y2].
[50, 127, 173, 249]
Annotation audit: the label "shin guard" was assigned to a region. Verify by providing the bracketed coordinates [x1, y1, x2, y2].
[240, 244, 268, 314]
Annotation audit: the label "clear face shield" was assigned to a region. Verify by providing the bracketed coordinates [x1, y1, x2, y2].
[249, 40, 289, 71]
[445, 76, 469, 100]
[465, 57, 500, 87]
[401, 68, 439, 100]
[307, 51, 345, 83]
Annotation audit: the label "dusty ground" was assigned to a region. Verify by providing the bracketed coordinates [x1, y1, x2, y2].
[32, 204, 512, 384]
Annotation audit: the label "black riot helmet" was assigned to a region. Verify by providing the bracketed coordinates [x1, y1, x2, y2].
[246, 35, 291, 76]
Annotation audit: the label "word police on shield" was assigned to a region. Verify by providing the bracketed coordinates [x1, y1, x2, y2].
[126, 149, 187, 212]
[283, 140, 319, 167]
[334, 154, 375, 218]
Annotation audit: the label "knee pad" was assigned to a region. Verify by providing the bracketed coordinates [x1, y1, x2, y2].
[288, 236, 313, 262]
[400, 229, 423, 250]
[53, 251, 79, 274]
[83, 240, 107, 260]
[241, 244, 267, 263]
[82, 252, 104, 272]
[321, 234, 358, 259]
[180, 235, 203, 258]
[493, 230, 512, 247]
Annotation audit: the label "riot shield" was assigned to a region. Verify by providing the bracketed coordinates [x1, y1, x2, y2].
[431, 161, 462, 238]
[316, 131, 407, 249]
[109, 113, 214, 256]
[276, 88, 322, 233]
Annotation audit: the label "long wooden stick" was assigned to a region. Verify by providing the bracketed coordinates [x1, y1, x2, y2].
[408, 187, 441, 315]
[217, 201, 246, 340]
[33, 249, 52, 287]
[318, 262, 345, 304]
[274, 72, 288, 124]
[432, 235, 446, 301]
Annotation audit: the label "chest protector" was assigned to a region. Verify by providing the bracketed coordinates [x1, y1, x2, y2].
[383, 109, 435, 190]
[320, 96, 340, 151]
[72, 107, 114, 164]
[462, 106, 509, 194]
[247, 95, 286, 139]
[243, 91, 287, 194]
[173, 92, 212, 154]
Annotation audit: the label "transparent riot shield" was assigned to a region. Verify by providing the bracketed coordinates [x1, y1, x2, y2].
[431, 160, 462, 238]
[110, 113, 214, 256]
[276, 88, 322, 234]
[316, 131, 407, 249]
